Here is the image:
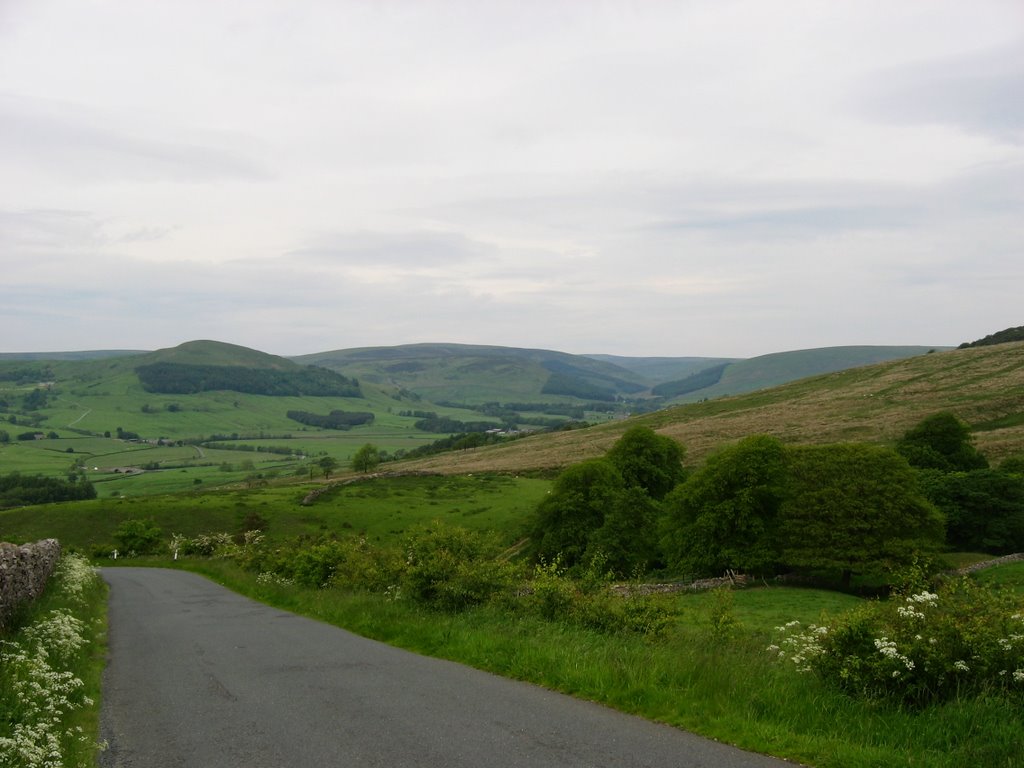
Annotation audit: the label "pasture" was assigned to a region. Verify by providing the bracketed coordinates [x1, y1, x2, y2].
[0, 473, 551, 552]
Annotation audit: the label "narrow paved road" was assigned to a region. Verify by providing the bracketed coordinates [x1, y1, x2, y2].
[101, 568, 798, 767]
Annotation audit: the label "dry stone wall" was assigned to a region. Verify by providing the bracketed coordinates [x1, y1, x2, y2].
[0, 538, 61, 630]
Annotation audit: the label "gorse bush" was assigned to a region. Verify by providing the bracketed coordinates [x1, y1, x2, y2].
[770, 577, 1024, 707]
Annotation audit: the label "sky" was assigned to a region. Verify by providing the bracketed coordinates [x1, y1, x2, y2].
[1, 0, 1022, 359]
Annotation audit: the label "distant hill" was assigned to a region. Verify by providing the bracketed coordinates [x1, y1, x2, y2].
[0, 350, 146, 361]
[135, 340, 297, 369]
[400, 342, 1024, 476]
[583, 355, 737, 385]
[293, 343, 651, 404]
[133, 341, 361, 397]
[656, 346, 945, 403]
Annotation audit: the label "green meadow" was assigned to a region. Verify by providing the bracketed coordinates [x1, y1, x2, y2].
[0, 473, 551, 552]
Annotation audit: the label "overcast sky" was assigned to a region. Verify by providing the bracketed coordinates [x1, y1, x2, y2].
[2, 1, 1022, 358]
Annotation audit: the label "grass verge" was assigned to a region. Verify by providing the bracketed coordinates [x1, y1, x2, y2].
[0, 554, 108, 768]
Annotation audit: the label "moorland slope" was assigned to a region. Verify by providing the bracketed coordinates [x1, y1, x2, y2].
[401, 342, 1024, 475]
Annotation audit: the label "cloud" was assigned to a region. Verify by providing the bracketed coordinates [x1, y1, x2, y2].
[286, 231, 489, 270]
[857, 42, 1024, 144]
[0, 1, 1022, 358]
[0, 93, 271, 183]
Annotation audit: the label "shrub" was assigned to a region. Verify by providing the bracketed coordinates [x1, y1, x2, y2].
[401, 523, 521, 611]
[770, 577, 1024, 707]
[113, 518, 163, 556]
[521, 556, 672, 636]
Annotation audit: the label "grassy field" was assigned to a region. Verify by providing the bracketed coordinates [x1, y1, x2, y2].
[0, 473, 551, 552]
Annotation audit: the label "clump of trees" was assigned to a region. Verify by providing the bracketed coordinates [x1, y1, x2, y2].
[660, 437, 944, 588]
[531, 413, 1024, 587]
[526, 415, 1024, 588]
[287, 410, 375, 430]
[135, 362, 361, 397]
[0, 472, 96, 509]
[900, 412, 1024, 555]
[530, 426, 685, 575]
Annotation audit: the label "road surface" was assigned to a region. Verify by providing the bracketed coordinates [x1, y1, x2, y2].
[100, 568, 798, 767]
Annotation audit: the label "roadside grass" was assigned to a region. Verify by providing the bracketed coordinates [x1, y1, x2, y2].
[0, 554, 107, 768]
[156, 558, 1024, 768]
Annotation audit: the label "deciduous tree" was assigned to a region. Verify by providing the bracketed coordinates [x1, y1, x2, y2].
[779, 444, 944, 588]
[661, 435, 787, 576]
[530, 458, 626, 568]
[896, 412, 988, 472]
[351, 443, 381, 474]
[605, 425, 685, 500]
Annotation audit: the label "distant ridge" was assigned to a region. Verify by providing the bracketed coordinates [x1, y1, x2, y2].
[0, 350, 146, 361]
[656, 345, 946, 403]
[293, 342, 650, 404]
[400, 340, 1024, 475]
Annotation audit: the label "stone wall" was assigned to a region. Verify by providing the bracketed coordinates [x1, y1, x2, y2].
[0, 538, 61, 630]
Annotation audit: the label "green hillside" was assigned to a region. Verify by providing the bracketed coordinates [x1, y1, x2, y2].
[400, 341, 1024, 475]
[661, 345, 945, 402]
[0, 341, 510, 497]
[293, 343, 652, 404]
[582, 355, 737, 384]
[134, 339, 296, 369]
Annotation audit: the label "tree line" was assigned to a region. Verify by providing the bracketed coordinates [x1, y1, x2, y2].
[286, 410, 375, 430]
[530, 414, 1024, 588]
[135, 362, 362, 397]
[0, 473, 97, 509]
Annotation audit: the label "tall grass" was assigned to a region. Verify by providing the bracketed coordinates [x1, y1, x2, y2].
[0, 554, 107, 768]
[173, 558, 1024, 767]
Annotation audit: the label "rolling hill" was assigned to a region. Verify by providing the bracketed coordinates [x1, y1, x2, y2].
[292, 343, 653, 404]
[652, 345, 944, 402]
[397, 341, 1024, 475]
[2, 338, 1003, 498]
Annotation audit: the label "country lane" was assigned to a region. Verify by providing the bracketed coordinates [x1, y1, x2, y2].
[100, 568, 799, 767]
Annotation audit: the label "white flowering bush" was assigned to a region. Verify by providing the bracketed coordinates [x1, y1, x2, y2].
[256, 571, 295, 588]
[769, 577, 1024, 706]
[0, 554, 101, 767]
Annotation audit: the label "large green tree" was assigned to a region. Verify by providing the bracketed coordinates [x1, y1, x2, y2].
[918, 468, 1024, 554]
[896, 412, 988, 472]
[529, 458, 626, 568]
[587, 486, 662, 575]
[605, 425, 686, 500]
[661, 435, 787, 576]
[779, 444, 944, 588]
